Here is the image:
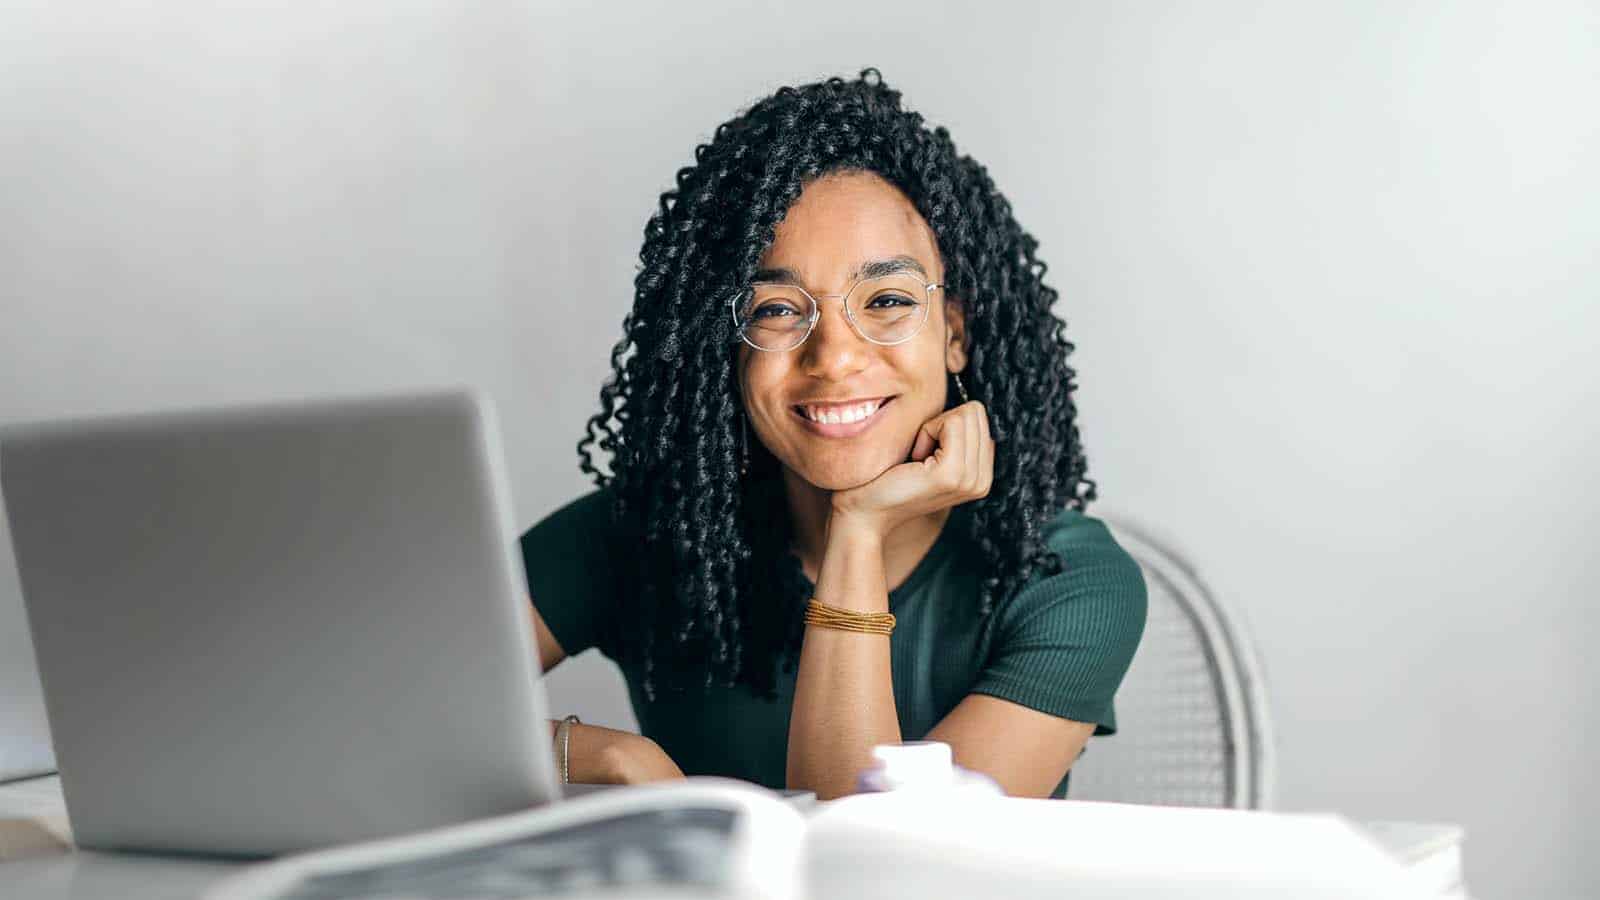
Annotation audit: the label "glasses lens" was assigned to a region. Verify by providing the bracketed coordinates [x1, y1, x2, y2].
[738, 285, 814, 351]
[847, 274, 931, 345]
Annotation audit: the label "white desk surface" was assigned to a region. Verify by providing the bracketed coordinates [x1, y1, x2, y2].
[0, 775, 238, 899]
[0, 774, 1467, 900]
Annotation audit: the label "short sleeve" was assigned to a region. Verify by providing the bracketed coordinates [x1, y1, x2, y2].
[518, 488, 623, 659]
[969, 510, 1147, 735]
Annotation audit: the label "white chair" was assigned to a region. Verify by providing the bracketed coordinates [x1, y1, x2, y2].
[1066, 517, 1276, 809]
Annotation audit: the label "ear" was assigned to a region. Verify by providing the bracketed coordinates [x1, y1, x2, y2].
[944, 294, 969, 374]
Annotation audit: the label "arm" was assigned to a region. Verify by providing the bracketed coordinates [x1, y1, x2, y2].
[529, 601, 684, 784]
[929, 516, 1147, 797]
[786, 401, 993, 799]
[925, 695, 1095, 798]
[786, 523, 1100, 799]
[785, 517, 901, 798]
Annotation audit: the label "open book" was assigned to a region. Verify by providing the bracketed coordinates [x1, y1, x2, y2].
[206, 778, 1453, 900]
[205, 780, 806, 900]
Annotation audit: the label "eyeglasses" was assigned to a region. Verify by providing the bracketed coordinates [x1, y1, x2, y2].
[731, 272, 943, 352]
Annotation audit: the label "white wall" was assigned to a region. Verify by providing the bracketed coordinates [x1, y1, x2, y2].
[2, 2, 1594, 896]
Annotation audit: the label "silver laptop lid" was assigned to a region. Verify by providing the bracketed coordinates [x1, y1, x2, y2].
[0, 388, 558, 856]
[0, 511, 55, 784]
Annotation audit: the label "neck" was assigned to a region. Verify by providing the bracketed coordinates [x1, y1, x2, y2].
[780, 467, 952, 592]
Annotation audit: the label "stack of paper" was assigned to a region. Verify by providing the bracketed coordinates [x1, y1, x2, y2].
[807, 794, 1446, 900]
[1358, 820, 1467, 898]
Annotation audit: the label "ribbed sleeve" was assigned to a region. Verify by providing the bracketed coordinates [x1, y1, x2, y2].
[968, 511, 1148, 735]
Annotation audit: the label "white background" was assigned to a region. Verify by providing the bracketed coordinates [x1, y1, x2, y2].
[2, 2, 1594, 896]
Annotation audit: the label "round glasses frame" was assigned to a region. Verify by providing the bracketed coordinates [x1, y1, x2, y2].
[730, 275, 945, 352]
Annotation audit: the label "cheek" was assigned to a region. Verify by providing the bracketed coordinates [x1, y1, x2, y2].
[739, 358, 789, 432]
[893, 345, 950, 405]
[737, 350, 768, 405]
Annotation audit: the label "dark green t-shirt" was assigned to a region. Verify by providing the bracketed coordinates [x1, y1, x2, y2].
[519, 489, 1146, 798]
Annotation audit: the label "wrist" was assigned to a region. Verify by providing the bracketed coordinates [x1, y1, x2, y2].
[553, 714, 580, 784]
[601, 733, 680, 783]
[825, 508, 889, 548]
[813, 513, 889, 615]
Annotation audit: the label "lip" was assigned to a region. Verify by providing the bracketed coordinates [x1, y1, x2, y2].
[791, 396, 896, 438]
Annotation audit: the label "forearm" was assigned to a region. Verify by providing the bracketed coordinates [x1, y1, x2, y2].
[786, 515, 902, 799]
[549, 720, 683, 784]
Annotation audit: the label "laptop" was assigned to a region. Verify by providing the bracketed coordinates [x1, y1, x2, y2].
[0, 388, 561, 857]
[0, 513, 55, 784]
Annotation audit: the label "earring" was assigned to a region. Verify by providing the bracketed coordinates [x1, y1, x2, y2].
[740, 415, 750, 476]
[953, 372, 970, 404]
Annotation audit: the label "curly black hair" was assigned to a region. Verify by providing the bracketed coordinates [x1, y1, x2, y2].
[577, 68, 1095, 700]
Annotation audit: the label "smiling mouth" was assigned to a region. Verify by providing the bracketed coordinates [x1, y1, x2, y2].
[791, 396, 896, 436]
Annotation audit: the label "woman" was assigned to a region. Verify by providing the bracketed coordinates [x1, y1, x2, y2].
[521, 69, 1146, 800]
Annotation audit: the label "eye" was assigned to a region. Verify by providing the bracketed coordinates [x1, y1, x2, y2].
[750, 303, 801, 320]
[865, 292, 917, 309]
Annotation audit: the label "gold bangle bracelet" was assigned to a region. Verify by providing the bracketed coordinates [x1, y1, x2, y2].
[804, 598, 895, 635]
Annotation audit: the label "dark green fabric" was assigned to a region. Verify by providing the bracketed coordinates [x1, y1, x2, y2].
[519, 489, 1146, 798]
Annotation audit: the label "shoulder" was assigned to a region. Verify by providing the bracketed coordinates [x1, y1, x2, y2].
[518, 486, 631, 658]
[521, 485, 614, 536]
[1039, 504, 1125, 555]
[519, 485, 631, 553]
[1042, 505, 1144, 587]
[993, 505, 1148, 650]
[968, 505, 1148, 734]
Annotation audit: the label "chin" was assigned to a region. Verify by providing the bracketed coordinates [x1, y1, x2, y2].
[808, 471, 877, 492]
[795, 452, 902, 493]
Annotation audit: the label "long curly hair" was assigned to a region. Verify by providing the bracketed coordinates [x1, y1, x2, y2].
[577, 68, 1095, 699]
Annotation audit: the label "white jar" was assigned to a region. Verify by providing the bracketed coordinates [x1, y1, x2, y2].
[854, 741, 1002, 795]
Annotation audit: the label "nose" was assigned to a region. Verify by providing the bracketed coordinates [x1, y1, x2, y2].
[798, 296, 870, 381]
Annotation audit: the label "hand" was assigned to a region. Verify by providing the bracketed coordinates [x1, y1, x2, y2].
[559, 721, 685, 785]
[829, 400, 995, 540]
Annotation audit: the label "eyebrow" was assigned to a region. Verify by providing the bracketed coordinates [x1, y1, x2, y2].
[752, 255, 928, 287]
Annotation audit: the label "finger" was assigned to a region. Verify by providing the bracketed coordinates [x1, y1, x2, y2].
[974, 402, 993, 495]
[963, 404, 981, 494]
[972, 408, 985, 496]
[973, 400, 992, 445]
[978, 400, 998, 444]
[909, 417, 940, 462]
[930, 409, 966, 488]
[910, 408, 956, 463]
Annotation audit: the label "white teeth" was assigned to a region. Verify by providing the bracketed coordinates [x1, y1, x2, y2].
[803, 399, 881, 425]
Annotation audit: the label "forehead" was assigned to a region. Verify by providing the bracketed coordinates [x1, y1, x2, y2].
[759, 171, 940, 289]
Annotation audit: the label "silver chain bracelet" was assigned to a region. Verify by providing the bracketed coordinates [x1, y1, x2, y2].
[555, 714, 581, 784]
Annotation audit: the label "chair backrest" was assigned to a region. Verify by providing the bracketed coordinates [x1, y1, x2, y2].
[1066, 517, 1275, 809]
